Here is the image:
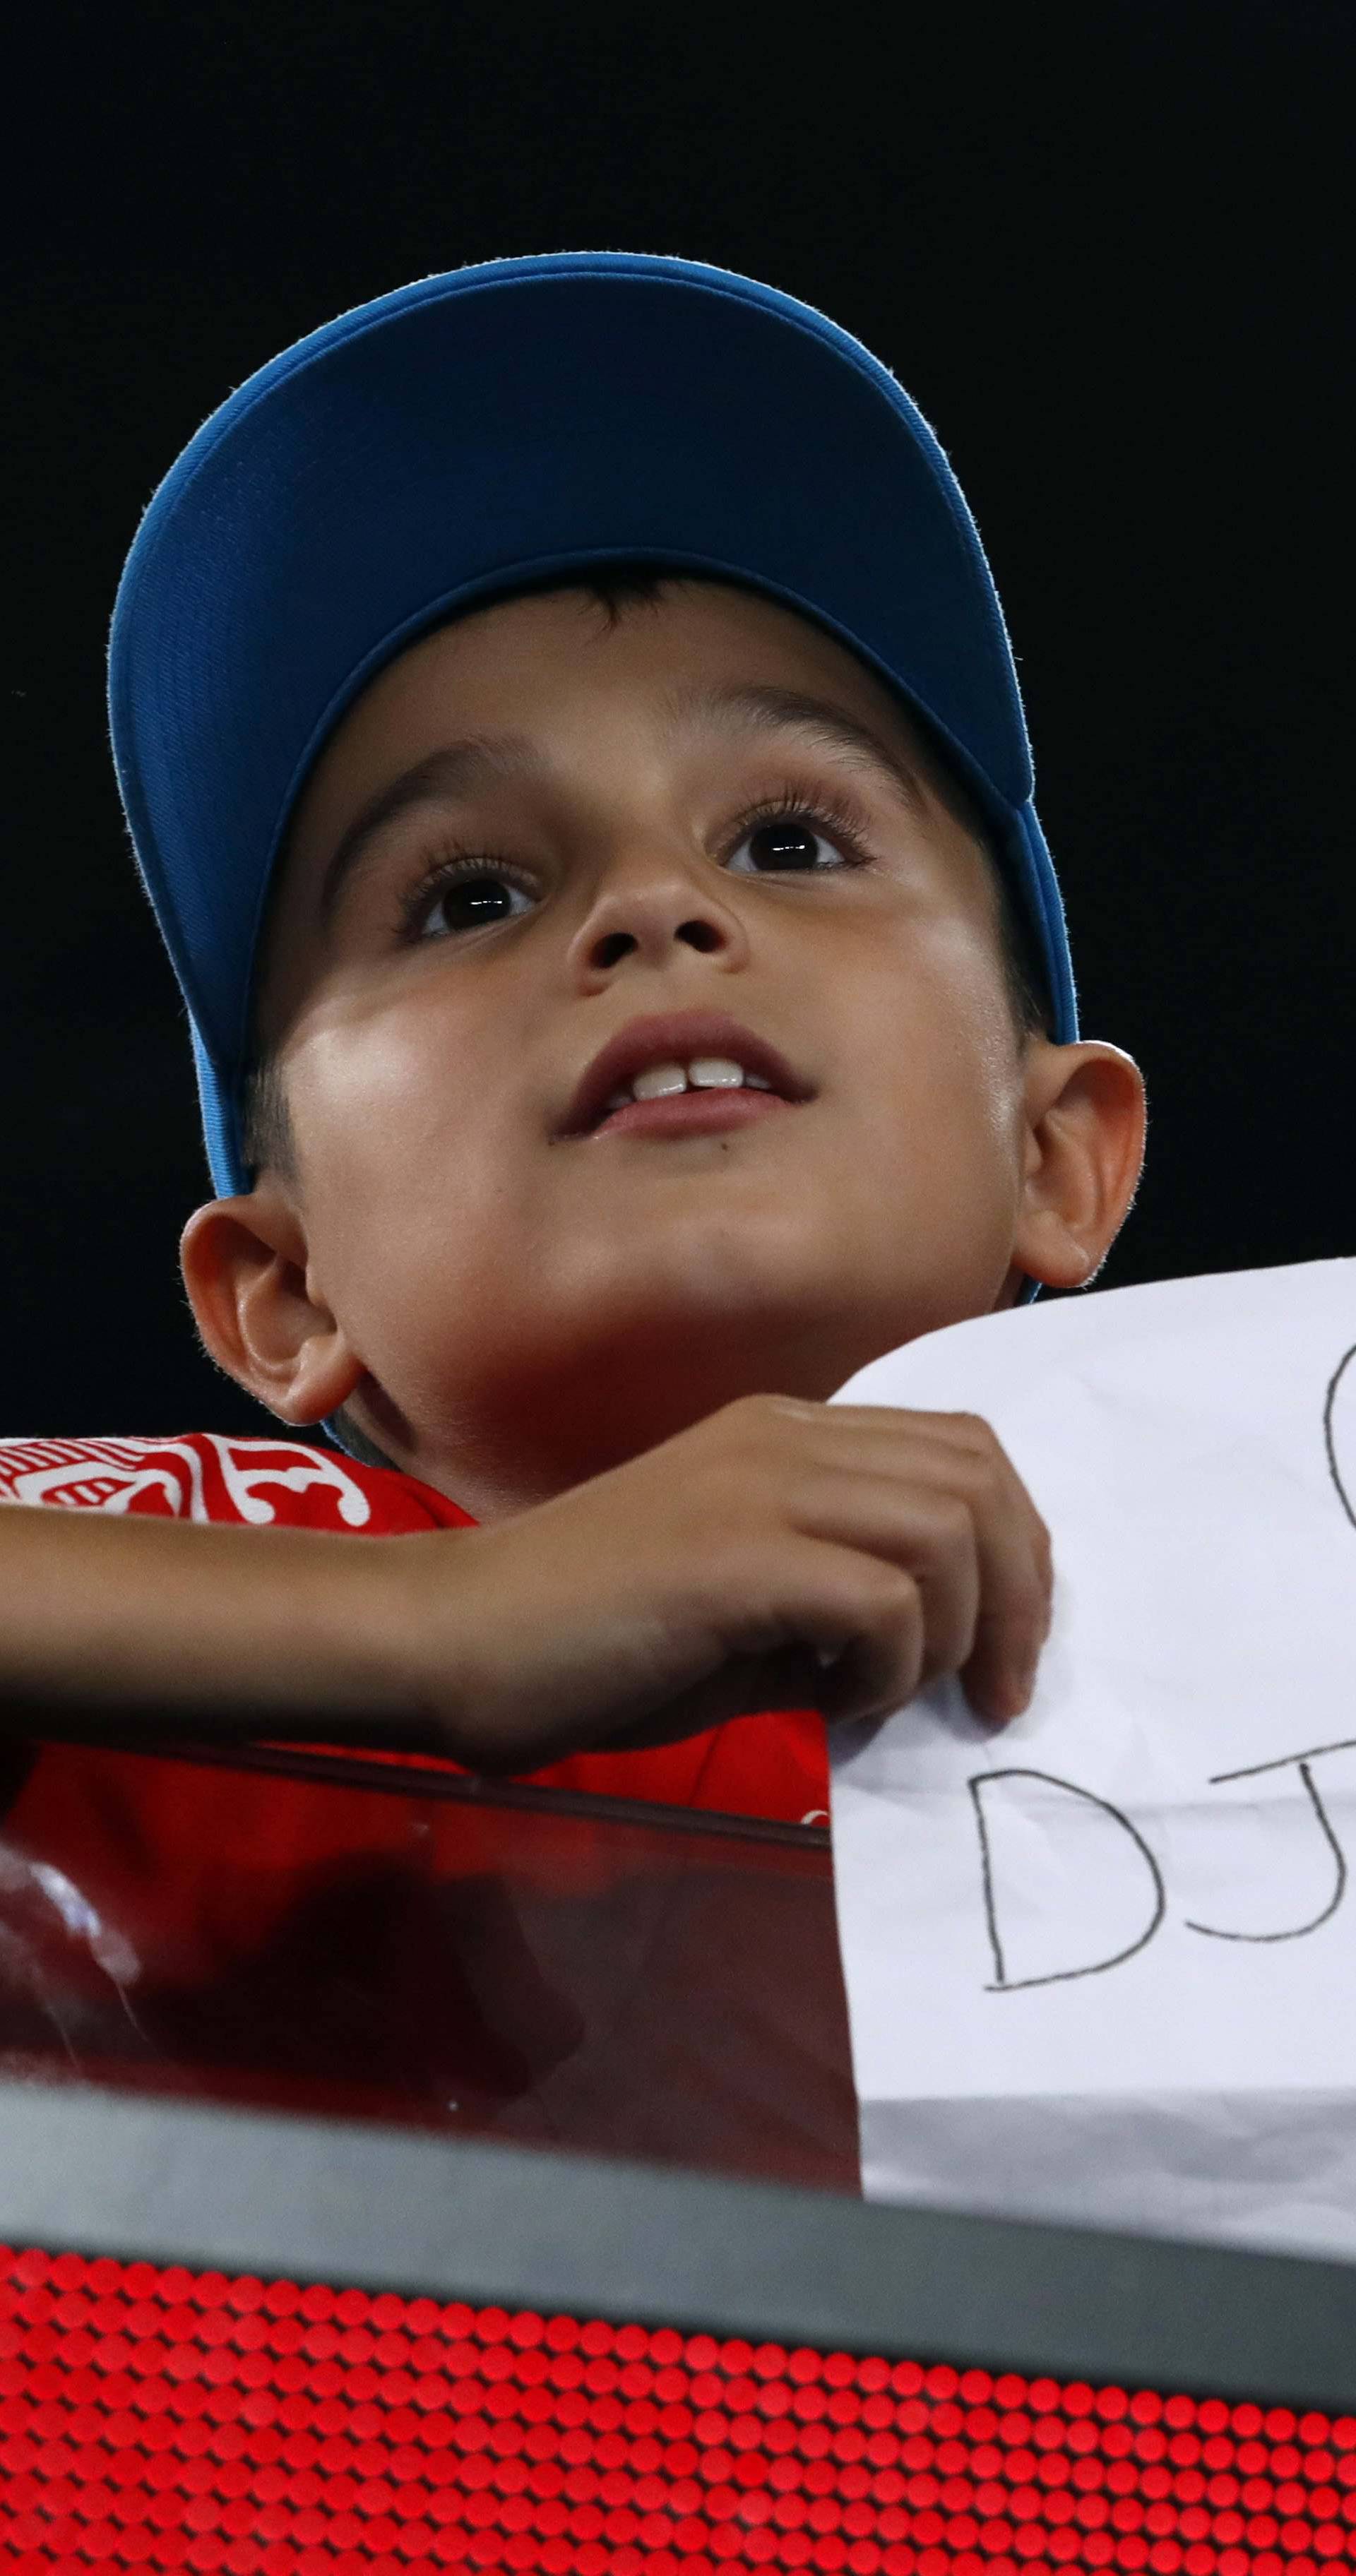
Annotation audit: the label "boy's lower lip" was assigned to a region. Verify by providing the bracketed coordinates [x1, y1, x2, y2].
[585, 1090, 797, 1142]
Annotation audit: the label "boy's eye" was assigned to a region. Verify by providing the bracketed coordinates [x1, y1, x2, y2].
[412, 866, 536, 939]
[725, 813, 856, 874]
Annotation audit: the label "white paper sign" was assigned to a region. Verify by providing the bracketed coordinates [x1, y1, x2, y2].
[828, 1258, 1356, 2258]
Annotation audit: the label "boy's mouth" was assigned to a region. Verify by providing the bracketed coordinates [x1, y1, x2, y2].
[557, 1009, 811, 1141]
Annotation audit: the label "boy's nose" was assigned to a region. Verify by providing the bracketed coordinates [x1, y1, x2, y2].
[566, 859, 751, 986]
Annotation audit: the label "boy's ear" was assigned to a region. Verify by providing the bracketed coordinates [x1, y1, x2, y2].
[180, 1183, 365, 1424]
[1010, 1039, 1146, 1293]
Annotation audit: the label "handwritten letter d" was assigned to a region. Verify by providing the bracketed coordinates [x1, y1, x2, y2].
[969, 1769, 1167, 1993]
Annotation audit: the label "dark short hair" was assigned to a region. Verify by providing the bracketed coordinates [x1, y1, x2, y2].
[241, 566, 1048, 1178]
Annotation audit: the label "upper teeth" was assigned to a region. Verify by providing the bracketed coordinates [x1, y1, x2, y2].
[608, 1056, 774, 1109]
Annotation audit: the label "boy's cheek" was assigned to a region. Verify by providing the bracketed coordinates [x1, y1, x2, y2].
[285, 1002, 506, 1189]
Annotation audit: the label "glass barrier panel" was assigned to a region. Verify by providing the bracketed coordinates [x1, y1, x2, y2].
[0, 1741, 857, 2192]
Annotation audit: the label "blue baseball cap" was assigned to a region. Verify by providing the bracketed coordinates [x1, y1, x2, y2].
[108, 250, 1078, 1197]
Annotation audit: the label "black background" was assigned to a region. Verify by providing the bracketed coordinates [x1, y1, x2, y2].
[6, 0, 1350, 1441]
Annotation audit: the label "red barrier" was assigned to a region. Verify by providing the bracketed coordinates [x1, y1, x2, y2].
[4, 2248, 1353, 2575]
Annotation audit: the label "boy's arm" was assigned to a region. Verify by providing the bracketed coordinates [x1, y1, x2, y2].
[0, 1396, 1051, 1762]
[0, 1503, 423, 1742]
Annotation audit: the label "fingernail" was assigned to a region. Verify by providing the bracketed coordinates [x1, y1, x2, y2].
[1002, 1658, 1037, 1721]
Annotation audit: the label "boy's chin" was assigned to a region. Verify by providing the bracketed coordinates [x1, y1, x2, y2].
[374, 1265, 986, 1509]
[525, 1270, 944, 1416]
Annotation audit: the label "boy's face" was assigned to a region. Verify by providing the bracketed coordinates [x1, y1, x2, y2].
[225, 580, 1128, 1510]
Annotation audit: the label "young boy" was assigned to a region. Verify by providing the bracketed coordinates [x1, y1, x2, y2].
[0, 253, 1143, 1845]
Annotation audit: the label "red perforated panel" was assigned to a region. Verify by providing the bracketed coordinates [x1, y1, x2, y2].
[1, 2247, 1352, 2574]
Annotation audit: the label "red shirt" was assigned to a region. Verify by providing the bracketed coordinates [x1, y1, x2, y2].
[0, 1431, 829, 1825]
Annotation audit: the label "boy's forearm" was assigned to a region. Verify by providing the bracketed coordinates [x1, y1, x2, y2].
[0, 1505, 422, 1744]
[1, 1398, 1054, 1766]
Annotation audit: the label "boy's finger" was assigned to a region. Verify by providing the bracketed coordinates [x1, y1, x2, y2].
[871, 1418, 1052, 1713]
[816, 1419, 1049, 1719]
[784, 1407, 1049, 1577]
[780, 1467, 982, 1686]
[961, 1489, 1051, 1721]
[714, 1534, 932, 1727]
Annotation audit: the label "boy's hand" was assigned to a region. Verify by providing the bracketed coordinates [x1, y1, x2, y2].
[389, 1397, 1052, 1773]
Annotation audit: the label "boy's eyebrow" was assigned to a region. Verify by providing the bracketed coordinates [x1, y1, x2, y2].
[665, 681, 934, 821]
[316, 684, 931, 923]
[318, 735, 542, 922]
